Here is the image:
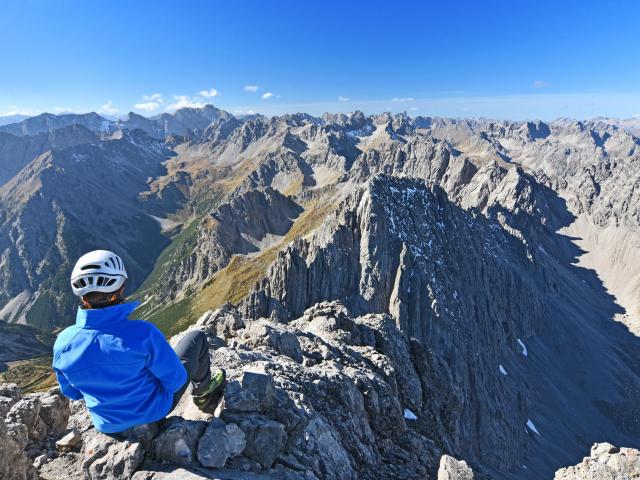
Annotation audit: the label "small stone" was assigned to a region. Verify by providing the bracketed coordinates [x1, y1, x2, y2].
[56, 428, 82, 452]
[197, 418, 246, 468]
[33, 453, 48, 469]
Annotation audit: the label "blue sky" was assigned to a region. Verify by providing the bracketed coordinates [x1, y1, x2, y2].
[1, 0, 639, 120]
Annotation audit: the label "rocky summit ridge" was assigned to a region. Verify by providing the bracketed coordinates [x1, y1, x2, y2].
[2, 302, 639, 480]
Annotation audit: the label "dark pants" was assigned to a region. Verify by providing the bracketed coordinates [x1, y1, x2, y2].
[170, 329, 211, 411]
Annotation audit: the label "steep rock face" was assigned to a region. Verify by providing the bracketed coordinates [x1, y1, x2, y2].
[243, 176, 542, 471]
[240, 175, 640, 478]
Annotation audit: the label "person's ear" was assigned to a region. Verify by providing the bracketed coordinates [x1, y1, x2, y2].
[81, 296, 92, 309]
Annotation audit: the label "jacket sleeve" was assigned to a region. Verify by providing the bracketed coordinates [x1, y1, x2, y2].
[54, 368, 83, 400]
[145, 324, 188, 394]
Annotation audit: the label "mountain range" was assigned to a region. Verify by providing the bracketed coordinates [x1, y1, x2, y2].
[0, 106, 639, 479]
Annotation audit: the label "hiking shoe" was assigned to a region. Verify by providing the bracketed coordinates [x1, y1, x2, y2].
[193, 369, 226, 413]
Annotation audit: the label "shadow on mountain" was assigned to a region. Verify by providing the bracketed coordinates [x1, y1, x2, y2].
[485, 177, 639, 478]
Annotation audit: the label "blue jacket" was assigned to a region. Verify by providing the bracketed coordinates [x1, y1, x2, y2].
[52, 302, 187, 433]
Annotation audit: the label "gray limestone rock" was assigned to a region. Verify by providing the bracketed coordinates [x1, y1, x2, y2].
[82, 431, 145, 480]
[236, 415, 287, 469]
[438, 454, 475, 480]
[224, 369, 276, 413]
[0, 408, 37, 480]
[4, 109, 640, 480]
[152, 417, 206, 466]
[554, 443, 640, 480]
[197, 419, 246, 468]
[34, 388, 70, 438]
[238, 320, 303, 363]
[196, 303, 246, 341]
[7, 397, 41, 439]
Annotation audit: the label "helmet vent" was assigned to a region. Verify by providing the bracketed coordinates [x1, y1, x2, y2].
[81, 264, 101, 271]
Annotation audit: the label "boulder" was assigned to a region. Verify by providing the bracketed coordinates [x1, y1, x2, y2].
[238, 320, 303, 363]
[296, 416, 356, 479]
[7, 396, 41, 439]
[152, 417, 206, 466]
[82, 431, 145, 480]
[224, 368, 275, 413]
[197, 419, 246, 468]
[36, 388, 70, 437]
[237, 415, 287, 469]
[196, 303, 246, 341]
[438, 454, 475, 480]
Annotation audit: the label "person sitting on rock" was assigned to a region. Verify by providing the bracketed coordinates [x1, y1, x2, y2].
[52, 250, 225, 435]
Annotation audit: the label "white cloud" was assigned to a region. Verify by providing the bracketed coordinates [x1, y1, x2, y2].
[338, 96, 350, 102]
[262, 92, 279, 100]
[199, 88, 220, 98]
[235, 109, 256, 115]
[165, 95, 207, 112]
[134, 93, 165, 112]
[0, 106, 40, 116]
[633, 113, 640, 118]
[244, 85, 259, 93]
[134, 102, 161, 112]
[55, 107, 75, 113]
[532, 80, 549, 88]
[98, 101, 119, 115]
[410, 107, 419, 111]
[392, 97, 415, 102]
[142, 93, 163, 102]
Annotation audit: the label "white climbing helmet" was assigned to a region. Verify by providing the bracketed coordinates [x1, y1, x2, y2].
[70, 250, 128, 297]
